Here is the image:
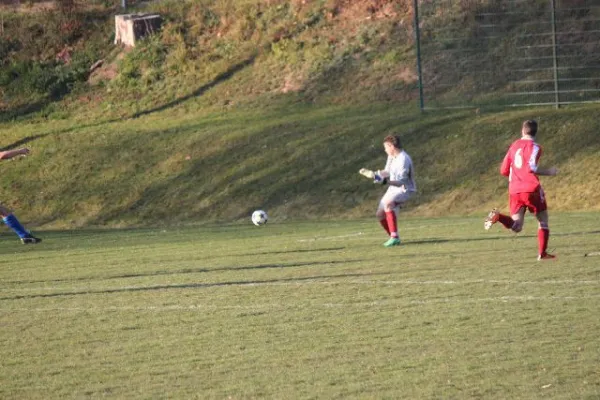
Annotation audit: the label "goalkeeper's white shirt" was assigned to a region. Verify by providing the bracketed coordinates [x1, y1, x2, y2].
[383, 150, 416, 193]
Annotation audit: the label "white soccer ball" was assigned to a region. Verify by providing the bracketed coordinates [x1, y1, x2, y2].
[251, 210, 268, 226]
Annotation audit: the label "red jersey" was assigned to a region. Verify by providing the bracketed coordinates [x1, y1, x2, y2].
[500, 138, 542, 194]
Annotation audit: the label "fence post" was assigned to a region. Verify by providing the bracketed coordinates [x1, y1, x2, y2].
[550, 0, 560, 109]
[413, 0, 425, 112]
[122, 0, 127, 9]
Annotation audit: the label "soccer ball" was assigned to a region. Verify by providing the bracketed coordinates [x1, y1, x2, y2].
[251, 210, 268, 226]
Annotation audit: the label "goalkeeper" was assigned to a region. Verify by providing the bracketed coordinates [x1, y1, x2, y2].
[359, 135, 416, 247]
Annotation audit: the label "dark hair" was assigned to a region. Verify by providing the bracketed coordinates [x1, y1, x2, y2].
[383, 135, 402, 149]
[522, 120, 538, 136]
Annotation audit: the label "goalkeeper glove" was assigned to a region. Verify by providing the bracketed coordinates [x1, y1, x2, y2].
[359, 168, 387, 185]
[359, 168, 376, 179]
[373, 173, 388, 185]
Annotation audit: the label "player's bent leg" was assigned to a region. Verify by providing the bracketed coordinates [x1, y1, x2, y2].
[383, 199, 396, 213]
[376, 207, 389, 235]
[0, 206, 42, 245]
[3, 214, 30, 239]
[510, 216, 523, 233]
[484, 208, 516, 230]
[21, 235, 42, 245]
[484, 208, 500, 230]
[381, 191, 411, 247]
[510, 208, 526, 233]
[384, 201, 399, 240]
[379, 218, 390, 235]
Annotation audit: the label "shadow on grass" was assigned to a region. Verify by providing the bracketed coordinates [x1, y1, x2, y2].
[240, 247, 345, 256]
[407, 235, 532, 245]
[1, 53, 256, 149]
[0, 100, 48, 124]
[407, 229, 600, 246]
[7, 258, 366, 285]
[2, 271, 387, 300]
[0, 133, 49, 151]
[131, 54, 257, 119]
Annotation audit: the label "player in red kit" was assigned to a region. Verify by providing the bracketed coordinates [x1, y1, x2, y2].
[484, 120, 558, 261]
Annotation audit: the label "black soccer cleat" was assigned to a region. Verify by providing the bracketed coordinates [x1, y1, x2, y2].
[21, 235, 42, 245]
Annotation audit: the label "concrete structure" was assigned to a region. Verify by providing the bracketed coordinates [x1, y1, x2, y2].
[114, 13, 162, 47]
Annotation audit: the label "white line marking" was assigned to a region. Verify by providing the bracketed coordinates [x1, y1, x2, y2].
[360, 279, 600, 285]
[297, 232, 365, 242]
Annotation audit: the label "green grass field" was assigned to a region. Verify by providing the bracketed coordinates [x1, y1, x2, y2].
[1, 213, 599, 399]
[2, 2, 599, 398]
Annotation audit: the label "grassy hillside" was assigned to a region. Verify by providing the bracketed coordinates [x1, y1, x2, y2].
[1, 102, 599, 229]
[1, 0, 599, 229]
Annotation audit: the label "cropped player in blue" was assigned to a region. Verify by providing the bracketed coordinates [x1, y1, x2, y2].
[0, 147, 42, 245]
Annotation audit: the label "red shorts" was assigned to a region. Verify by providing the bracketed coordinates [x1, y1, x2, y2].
[509, 187, 547, 216]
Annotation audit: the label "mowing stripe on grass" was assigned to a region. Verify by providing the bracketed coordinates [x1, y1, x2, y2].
[3, 278, 600, 293]
[3, 294, 600, 313]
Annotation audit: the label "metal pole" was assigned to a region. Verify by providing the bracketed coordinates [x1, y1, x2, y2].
[413, 0, 425, 112]
[122, 0, 127, 9]
[550, 0, 560, 109]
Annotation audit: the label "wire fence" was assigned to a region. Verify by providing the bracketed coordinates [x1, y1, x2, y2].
[414, 0, 600, 109]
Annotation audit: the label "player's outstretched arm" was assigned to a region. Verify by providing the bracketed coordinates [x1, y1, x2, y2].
[536, 166, 558, 176]
[0, 148, 29, 160]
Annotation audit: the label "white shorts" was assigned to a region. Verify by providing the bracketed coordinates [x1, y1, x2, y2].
[377, 188, 414, 213]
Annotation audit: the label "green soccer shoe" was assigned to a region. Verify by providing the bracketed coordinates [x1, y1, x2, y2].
[383, 237, 401, 247]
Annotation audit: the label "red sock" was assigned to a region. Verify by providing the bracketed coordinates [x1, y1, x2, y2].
[385, 211, 398, 238]
[498, 213, 514, 230]
[379, 219, 390, 235]
[538, 228, 549, 255]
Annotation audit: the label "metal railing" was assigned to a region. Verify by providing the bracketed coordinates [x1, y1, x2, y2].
[413, 0, 600, 109]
